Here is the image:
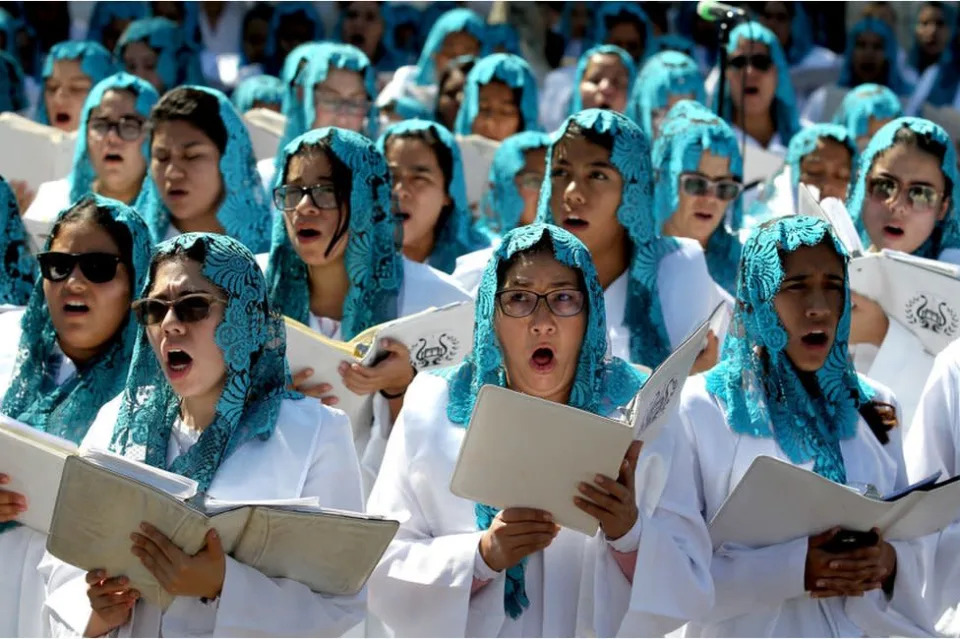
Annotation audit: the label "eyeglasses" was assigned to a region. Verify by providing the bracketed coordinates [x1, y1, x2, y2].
[495, 288, 585, 318]
[866, 175, 942, 212]
[313, 92, 369, 116]
[728, 53, 773, 72]
[131, 293, 226, 326]
[515, 170, 544, 191]
[273, 184, 338, 211]
[37, 252, 121, 284]
[679, 173, 743, 201]
[88, 116, 145, 141]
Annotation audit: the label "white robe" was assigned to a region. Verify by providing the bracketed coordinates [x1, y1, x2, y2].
[41, 394, 366, 638]
[365, 372, 714, 637]
[674, 374, 935, 637]
[451, 246, 496, 297]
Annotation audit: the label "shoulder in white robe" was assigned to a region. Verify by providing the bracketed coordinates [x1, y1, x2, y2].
[452, 246, 496, 297]
[23, 177, 71, 251]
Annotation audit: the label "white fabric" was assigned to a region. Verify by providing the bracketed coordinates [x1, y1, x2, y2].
[730, 124, 786, 157]
[673, 374, 935, 637]
[198, 3, 244, 57]
[538, 65, 577, 135]
[41, 395, 366, 638]
[906, 64, 940, 116]
[257, 157, 275, 195]
[801, 85, 831, 124]
[451, 246, 496, 297]
[376, 66, 437, 114]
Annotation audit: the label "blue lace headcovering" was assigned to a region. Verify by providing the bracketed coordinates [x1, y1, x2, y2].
[454, 53, 540, 135]
[785, 124, 856, 191]
[264, 2, 325, 74]
[591, 2, 654, 61]
[36, 41, 117, 125]
[626, 50, 704, 139]
[0, 50, 26, 112]
[782, 1, 815, 65]
[839, 18, 911, 95]
[116, 17, 203, 92]
[151, 1, 201, 48]
[482, 131, 551, 235]
[651, 34, 697, 58]
[378, 3, 423, 70]
[266, 127, 403, 339]
[536, 108, 679, 367]
[487, 23, 521, 55]
[413, 8, 487, 86]
[705, 216, 875, 484]
[847, 116, 960, 258]
[569, 45, 636, 114]
[831, 83, 903, 138]
[231, 74, 284, 113]
[0, 177, 34, 305]
[274, 43, 325, 169]
[86, 2, 148, 44]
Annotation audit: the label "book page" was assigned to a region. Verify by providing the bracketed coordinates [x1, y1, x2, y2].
[83, 448, 198, 500]
[358, 301, 475, 370]
[0, 113, 76, 190]
[243, 108, 286, 162]
[456, 134, 500, 214]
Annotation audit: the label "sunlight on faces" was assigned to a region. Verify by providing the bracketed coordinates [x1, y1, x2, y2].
[726, 40, 776, 118]
[579, 53, 630, 113]
[87, 89, 148, 201]
[436, 66, 468, 131]
[45, 59, 92, 132]
[145, 258, 227, 400]
[386, 136, 451, 259]
[434, 31, 481, 80]
[772, 242, 845, 373]
[123, 41, 163, 92]
[472, 81, 520, 141]
[311, 68, 368, 133]
[605, 21, 645, 61]
[799, 138, 853, 201]
[852, 32, 887, 84]
[916, 5, 949, 57]
[664, 152, 733, 247]
[44, 220, 131, 365]
[341, 1, 384, 59]
[494, 251, 587, 404]
[282, 150, 349, 266]
[150, 120, 224, 232]
[516, 147, 547, 226]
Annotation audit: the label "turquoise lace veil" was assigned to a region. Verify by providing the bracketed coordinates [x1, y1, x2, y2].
[453, 53, 541, 135]
[231, 74, 284, 113]
[785, 124, 856, 190]
[86, 2, 148, 44]
[116, 17, 203, 92]
[274, 42, 326, 171]
[626, 50, 704, 139]
[591, 2, 654, 60]
[413, 8, 487, 86]
[0, 177, 34, 305]
[831, 83, 903, 139]
[569, 44, 636, 114]
[486, 23, 521, 55]
[35, 41, 117, 125]
[839, 18, 911, 95]
[482, 131, 552, 235]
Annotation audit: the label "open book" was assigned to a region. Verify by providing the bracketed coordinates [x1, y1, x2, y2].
[742, 143, 785, 187]
[449, 303, 725, 536]
[284, 301, 475, 437]
[709, 455, 960, 549]
[242, 108, 286, 162]
[796, 182, 864, 255]
[46, 451, 398, 609]
[456, 134, 500, 215]
[0, 112, 76, 191]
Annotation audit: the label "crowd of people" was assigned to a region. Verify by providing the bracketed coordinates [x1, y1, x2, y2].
[1, 0, 960, 637]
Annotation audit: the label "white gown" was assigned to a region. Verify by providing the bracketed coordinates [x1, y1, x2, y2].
[674, 374, 934, 637]
[41, 394, 366, 638]
[451, 246, 496, 296]
[365, 373, 714, 637]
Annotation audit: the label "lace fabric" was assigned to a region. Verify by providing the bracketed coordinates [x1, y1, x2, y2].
[847, 117, 960, 258]
[265, 127, 403, 340]
[35, 41, 117, 125]
[785, 124, 856, 191]
[434, 223, 645, 619]
[231, 74, 284, 114]
[590, 3, 654, 60]
[273, 43, 326, 171]
[832, 83, 903, 138]
[116, 17, 204, 92]
[480, 131, 552, 235]
[839, 19, 912, 95]
[653, 100, 744, 295]
[67, 72, 159, 205]
[109, 233, 299, 493]
[704, 216, 876, 484]
[413, 8, 488, 86]
[453, 53, 541, 136]
[536, 109, 678, 367]
[0, 177, 35, 305]
[568, 45, 636, 115]
[139, 86, 272, 254]
[626, 50, 705, 139]
[376, 119, 491, 274]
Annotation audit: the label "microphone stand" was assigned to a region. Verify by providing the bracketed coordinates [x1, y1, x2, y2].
[713, 13, 737, 118]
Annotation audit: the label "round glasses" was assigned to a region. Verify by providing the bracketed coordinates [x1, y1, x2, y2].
[495, 289, 585, 318]
[88, 116, 145, 141]
[866, 175, 942, 212]
[273, 184, 339, 211]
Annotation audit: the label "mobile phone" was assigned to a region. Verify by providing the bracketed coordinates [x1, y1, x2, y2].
[820, 529, 879, 553]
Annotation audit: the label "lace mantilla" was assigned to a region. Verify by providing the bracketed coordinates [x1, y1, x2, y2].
[626, 50, 704, 139]
[832, 83, 903, 138]
[839, 19, 911, 95]
[35, 41, 116, 125]
[413, 9, 488, 86]
[591, 3, 654, 60]
[480, 131, 552, 235]
[231, 74, 284, 114]
[569, 45, 636, 115]
[116, 17, 204, 92]
[454, 53, 540, 136]
[0, 177, 35, 305]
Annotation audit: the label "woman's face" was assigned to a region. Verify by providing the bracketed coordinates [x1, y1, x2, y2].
[726, 40, 777, 118]
[87, 89, 148, 200]
[578, 53, 630, 113]
[123, 41, 163, 92]
[494, 251, 587, 404]
[515, 147, 547, 227]
[281, 150, 349, 267]
[145, 257, 227, 402]
[386, 136, 451, 256]
[666, 152, 736, 247]
[861, 142, 949, 254]
[341, 1, 384, 59]
[311, 68, 368, 132]
[856, 115, 894, 151]
[916, 5, 949, 58]
[242, 16, 269, 64]
[150, 120, 224, 228]
[605, 20, 645, 61]
[434, 31, 481, 79]
[760, 2, 792, 49]
[44, 59, 92, 132]
[772, 241, 845, 373]
[852, 31, 887, 84]
[472, 81, 520, 141]
[548, 134, 625, 255]
[799, 138, 853, 201]
[437, 66, 467, 130]
[102, 18, 133, 54]
[44, 219, 132, 364]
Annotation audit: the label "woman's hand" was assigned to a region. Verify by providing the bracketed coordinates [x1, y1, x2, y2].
[574, 441, 643, 540]
[10, 180, 35, 214]
[805, 527, 897, 598]
[691, 330, 719, 375]
[0, 474, 26, 522]
[849, 293, 890, 347]
[340, 339, 415, 396]
[478, 508, 560, 573]
[130, 523, 225, 600]
[83, 570, 138, 637]
[289, 368, 339, 405]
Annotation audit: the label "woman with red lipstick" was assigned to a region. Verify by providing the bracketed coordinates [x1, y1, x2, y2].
[35, 41, 116, 133]
[673, 216, 931, 637]
[0, 195, 152, 638]
[367, 224, 713, 637]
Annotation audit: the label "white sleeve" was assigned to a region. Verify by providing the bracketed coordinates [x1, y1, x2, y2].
[907, 64, 938, 116]
[864, 319, 935, 429]
[657, 240, 717, 349]
[905, 347, 960, 481]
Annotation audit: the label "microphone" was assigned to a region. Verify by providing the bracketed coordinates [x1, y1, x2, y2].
[696, 0, 748, 22]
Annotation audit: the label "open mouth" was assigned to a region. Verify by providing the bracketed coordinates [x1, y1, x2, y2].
[394, 211, 411, 224]
[63, 301, 89, 315]
[743, 86, 760, 96]
[167, 187, 188, 198]
[530, 346, 556, 372]
[104, 153, 123, 163]
[883, 224, 904, 237]
[55, 112, 71, 124]
[693, 211, 715, 221]
[561, 215, 588, 231]
[800, 330, 829, 348]
[296, 227, 322, 241]
[166, 349, 193, 377]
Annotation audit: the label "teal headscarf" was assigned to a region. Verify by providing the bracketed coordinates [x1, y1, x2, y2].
[536, 109, 679, 368]
[266, 127, 403, 340]
[453, 53, 540, 136]
[382, 95, 432, 121]
[264, 2, 325, 75]
[847, 117, 960, 259]
[435, 223, 645, 619]
[68, 73, 159, 206]
[591, 2, 654, 61]
[626, 50, 704, 139]
[150, 1, 201, 48]
[569, 44, 637, 114]
[839, 18, 911, 95]
[718, 22, 800, 145]
[831, 83, 903, 139]
[86, 2, 148, 45]
[231, 74, 284, 114]
[139, 86, 272, 253]
[36, 41, 117, 125]
[413, 8, 487, 86]
[651, 34, 698, 58]
[653, 101, 743, 295]
[377, 3, 423, 70]
[0, 177, 34, 305]
[274, 42, 326, 168]
[482, 131, 551, 235]
[1, 195, 152, 443]
[377, 119, 491, 274]
[0, 50, 26, 112]
[909, 2, 956, 74]
[109, 233, 297, 493]
[785, 124, 856, 191]
[116, 17, 204, 92]
[781, 1, 816, 65]
[705, 217, 875, 483]
[0, 9, 19, 57]
[486, 23, 521, 55]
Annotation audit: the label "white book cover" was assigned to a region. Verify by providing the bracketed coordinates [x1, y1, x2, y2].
[456, 134, 500, 215]
[796, 183, 864, 255]
[0, 113, 76, 191]
[243, 108, 286, 162]
[742, 143, 785, 186]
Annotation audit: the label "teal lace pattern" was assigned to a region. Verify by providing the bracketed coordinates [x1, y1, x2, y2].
[786, 124, 856, 192]
[231, 74, 284, 114]
[454, 53, 541, 135]
[413, 8, 488, 86]
[273, 42, 326, 172]
[832, 83, 903, 138]
[481, 131, 552, 235]
[35, 41, 117, 125]
[569, 45, 636, 114]
[116, 17, 204, 92]
[838, 19, 911, 95]
[626, 50, 705, 139]
[0, 177, 35, 305]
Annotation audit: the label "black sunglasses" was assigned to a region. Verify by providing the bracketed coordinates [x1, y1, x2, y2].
[728, 53, 773, 72]
[37, 252, 122, 284]
[131, 293, 226, 326]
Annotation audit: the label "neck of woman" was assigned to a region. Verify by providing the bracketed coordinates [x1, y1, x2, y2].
[307, 257, 350, 321]
[593, 232, 631, 290]
[58, 337, 103, 369]
[403, 230, 436, 264]
[662, 217, 709, 250]
[93, 178, 140, 206]
[172, 209, 225, 235]
[734, 106, 776, 148]
[179, 383, 224, 431]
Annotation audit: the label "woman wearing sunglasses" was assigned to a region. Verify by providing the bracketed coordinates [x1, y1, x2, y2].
[35, 40, 116, 132]
[0, 178, 35, 308]
[0, 195, 151, 638]
[454, 53, 540, 143]
[267, 127, 469, 489]
[626, 50, 705, 141]
[671, 216, 931, 637]
[367, 224, 713, 637]
[832, 83, 904, 151]
[140, 86, 272, 253]
[537, 109, 720, 371]
[116, 17, 204, 94]
[568, 45, 635, 117]
[41, 233, 365, 638]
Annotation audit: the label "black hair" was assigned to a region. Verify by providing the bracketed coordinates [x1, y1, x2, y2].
[284, 140, 354, 259]
[385, 125, 456, 240]
[560, 120, 615, 152]
[437, 54, 476, 96]
[149, 87, 228, 155]
[888, 124, 953, 195]
[494, 233, 588, 305]
[50, 197, 136, 289]
[242, 3, 274, 36]
[859, 400, 898, 445]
